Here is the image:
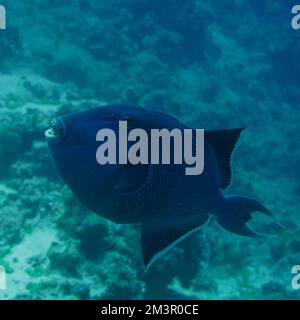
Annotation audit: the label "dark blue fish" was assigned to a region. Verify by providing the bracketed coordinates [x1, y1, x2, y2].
[45, 105, 283, 267]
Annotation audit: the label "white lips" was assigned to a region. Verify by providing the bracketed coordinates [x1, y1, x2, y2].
[45, 118, 66, 141]
[45, 127, 59, 139]
[44, 126, 65, 145]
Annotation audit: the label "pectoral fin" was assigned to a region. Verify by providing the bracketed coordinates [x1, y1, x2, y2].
[115, 164, 149, 193]
[141, 215, 210, 268]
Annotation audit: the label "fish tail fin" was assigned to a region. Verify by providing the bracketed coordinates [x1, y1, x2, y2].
[216, 195, 284, 237]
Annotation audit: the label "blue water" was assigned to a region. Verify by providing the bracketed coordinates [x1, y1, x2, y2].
[0, 0, 299, 299]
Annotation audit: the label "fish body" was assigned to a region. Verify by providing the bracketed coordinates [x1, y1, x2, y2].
[45, 105, 282, 267]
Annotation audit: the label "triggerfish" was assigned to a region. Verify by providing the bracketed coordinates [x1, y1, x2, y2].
[45, 105, 283, 268]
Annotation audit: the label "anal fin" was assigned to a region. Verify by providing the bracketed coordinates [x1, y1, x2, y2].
[141, 215, 210, 268]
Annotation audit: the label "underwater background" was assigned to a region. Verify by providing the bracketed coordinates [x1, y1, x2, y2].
[0, 0, 299, 299]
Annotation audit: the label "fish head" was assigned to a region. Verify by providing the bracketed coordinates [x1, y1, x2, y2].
[44, 105, 163, 222]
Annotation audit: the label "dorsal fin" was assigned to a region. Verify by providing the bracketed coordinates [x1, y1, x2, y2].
[205, 128, 246, 190]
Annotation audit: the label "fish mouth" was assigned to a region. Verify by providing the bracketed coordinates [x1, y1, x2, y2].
[45, 117, 67, 144]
